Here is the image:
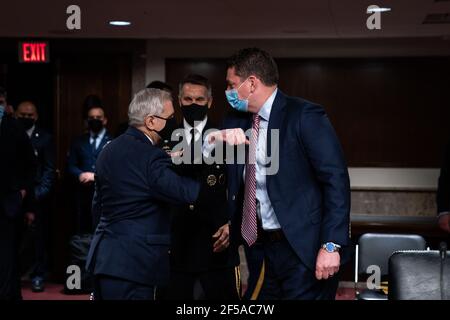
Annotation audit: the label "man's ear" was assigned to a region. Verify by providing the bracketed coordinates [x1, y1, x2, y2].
[103, 117, 108, 126]
[249, 76, 257, 93]
[145, 116, 156, 130]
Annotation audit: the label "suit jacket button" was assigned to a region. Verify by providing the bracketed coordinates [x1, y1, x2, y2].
[189, 204, 195, 210]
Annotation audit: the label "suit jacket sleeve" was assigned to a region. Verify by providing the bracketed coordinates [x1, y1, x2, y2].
[35, 135, 56, 200]
[67, 139, 83, 178]
[299, 102, 351, 247]
[147, 151, 201, 205]
[437, 142, 450, 214]
[18, 125, 37, 213]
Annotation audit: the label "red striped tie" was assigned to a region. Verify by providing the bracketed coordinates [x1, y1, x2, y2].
[241, 114, 260, 246]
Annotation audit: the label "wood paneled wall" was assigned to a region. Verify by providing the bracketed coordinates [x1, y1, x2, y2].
[166, 57, 450, 167]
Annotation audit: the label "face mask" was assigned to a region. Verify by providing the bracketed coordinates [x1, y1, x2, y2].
[18, 117, 35, 130]
[87, 119, 104, 133]
[181, 103, 208, 127]
[153, 116, 178, 143]
[225, 78, 252, 112]
[0, 105, 5, 119]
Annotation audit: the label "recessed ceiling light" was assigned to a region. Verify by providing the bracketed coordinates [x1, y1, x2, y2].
[367, 7, 391, 13]
[109, 21, 131, 26]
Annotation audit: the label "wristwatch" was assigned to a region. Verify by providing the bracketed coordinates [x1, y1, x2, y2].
[322, 242, 341, 253]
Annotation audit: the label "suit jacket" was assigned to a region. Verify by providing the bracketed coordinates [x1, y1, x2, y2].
[0, 115, 36, 219]
[86, 126, 218, 286]
[67, 130, 112, 178]
[437, 141, 450, 214]
[169, 120, 238, 272]
[224, 90, 351, 271]
[29, 126, 55, 201]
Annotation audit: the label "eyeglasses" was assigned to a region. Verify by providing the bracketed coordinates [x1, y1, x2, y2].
[153, 114, 175, 121]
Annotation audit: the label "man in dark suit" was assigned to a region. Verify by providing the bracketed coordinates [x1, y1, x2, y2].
[437, 141, 450, 233]
[86, 88, 227, 300]
[166, 74, 240, 300]
[67, 95, 112, 233]
[0, 88, 36, 300]
[15, 101, 55, 292]
[205, 48, 351, 300]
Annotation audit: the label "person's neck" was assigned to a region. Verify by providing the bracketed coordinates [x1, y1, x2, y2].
[137, 126, 159, 145]
[249, 85, 277, 113]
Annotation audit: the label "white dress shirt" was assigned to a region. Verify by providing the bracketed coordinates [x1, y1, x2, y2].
[183, 116, 208, 145]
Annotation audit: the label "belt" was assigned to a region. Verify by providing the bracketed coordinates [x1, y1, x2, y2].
[259, 228, 285, 243]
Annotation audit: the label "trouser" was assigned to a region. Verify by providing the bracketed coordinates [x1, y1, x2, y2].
[166, 266, 241, 300]
[76, 184, 95, 234]
[0, 213, 22, 300]
[94, 274, 156, 300]
[243, 242, 265, 300]
[29, 207, 48, 280]
[258, 235, 339, 300]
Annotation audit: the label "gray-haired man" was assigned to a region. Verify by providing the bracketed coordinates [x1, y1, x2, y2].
[86, 88, 228, 300]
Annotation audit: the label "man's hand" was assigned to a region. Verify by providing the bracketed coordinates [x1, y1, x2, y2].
[438, 214, 450, 233]
[79, 172, 95, 184]
[24, 212, 35, 226]
[169, 150, 184, 158]
[212, 223, 230, 253]
[208, 129, 249, 146]
[315, 249, 340, 280]
[20, 189, 27, 199]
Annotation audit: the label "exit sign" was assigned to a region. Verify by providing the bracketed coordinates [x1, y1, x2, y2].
[19, 41, 49, 63]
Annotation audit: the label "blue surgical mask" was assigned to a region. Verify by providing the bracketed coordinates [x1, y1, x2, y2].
[225, 78, 252, 112]
[0, 104, 5, 119]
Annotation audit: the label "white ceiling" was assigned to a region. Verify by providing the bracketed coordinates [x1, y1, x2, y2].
[1, 0, 449, 39]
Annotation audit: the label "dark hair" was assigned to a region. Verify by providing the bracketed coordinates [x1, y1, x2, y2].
[178, 74, 212, 97]
[82, 94, 104, 119]
[146, 81, 173, 93]
[226, 48, 279, 86]
[0, 86, 7, 99]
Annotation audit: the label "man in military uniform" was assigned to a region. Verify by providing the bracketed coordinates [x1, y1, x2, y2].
[166, 74, 240, 300]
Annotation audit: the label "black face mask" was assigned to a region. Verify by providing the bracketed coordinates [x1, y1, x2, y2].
[181, 103, 208, 127]
[155, 116, 178, 143]
[87, 119, 104, 133]
[18, 117, 35, 131]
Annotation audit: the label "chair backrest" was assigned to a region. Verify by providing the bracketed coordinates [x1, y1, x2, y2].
[358, 233, 426, 277]
[389, 250, 450, 300]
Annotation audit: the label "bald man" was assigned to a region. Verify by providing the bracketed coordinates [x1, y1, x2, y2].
[15, 101, 55, 293]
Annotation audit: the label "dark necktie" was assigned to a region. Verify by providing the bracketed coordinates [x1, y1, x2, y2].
[241, 114, 260, 246]
[190, 128, 199, 164]
[91, 134, 98, 153]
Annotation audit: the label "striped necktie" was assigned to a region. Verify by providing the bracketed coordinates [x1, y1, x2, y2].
[241, 114, 260, 246]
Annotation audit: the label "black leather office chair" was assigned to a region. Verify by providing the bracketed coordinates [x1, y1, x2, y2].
[389, 247, 450, 300]
[355, 233, 427, 300]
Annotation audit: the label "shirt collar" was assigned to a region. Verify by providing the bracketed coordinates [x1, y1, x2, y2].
[144, 133, 154, 145]
[26, 125, 35, 138]
[90, 127, 106, 139]
[258, 88, 277, 121]
[183, 116, 208, 133]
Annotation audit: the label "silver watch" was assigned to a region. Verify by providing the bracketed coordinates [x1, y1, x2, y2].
[322, 242, 341, 253]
